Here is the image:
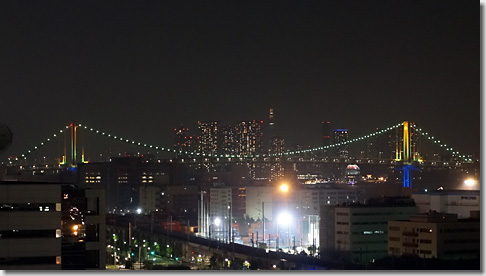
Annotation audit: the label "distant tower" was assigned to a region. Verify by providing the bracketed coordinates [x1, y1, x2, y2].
[269, 108, 275, 128]
[322, 121, 331, 158]
[267, 108, 275, 154]
[333, 129, 349, 158]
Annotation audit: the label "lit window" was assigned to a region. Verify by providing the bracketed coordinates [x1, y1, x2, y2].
[56, 203, 61, 211]
[56, 229, 62, 238]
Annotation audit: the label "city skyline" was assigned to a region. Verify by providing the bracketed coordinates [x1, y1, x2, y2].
[0, 1, 479, 160]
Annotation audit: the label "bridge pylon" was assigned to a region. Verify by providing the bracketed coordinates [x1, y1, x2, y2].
[69, 120, 77, 166]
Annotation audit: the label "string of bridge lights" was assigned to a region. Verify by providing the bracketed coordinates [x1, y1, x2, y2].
[410, 124, 472, 162]
[277, 122, 404, 157]
[80, 122, 404, 159]
[11, 122, 473, 162]
[9, 125, 71, 162]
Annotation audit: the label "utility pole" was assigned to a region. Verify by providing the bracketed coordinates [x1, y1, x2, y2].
[262, 202, 265, 247]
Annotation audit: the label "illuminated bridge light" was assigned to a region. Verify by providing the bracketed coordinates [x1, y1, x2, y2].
[90, 128, 93, 131]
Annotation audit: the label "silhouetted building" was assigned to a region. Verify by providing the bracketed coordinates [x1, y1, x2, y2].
[388, 211, 480, 260]
[0, 181, 106, 270]
[77, 157, 171, 213]
[324, 197, 418, 264]
[0, 182, 62, 270]
[322, 121, 331, 157]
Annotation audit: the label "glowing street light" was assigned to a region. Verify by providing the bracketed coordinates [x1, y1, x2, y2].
[277, 212, 292, 225]
[280, 183, 289, 193]
[464, 178, 477, 186]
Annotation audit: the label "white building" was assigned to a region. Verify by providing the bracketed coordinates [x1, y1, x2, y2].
[412, 190, 479, 218]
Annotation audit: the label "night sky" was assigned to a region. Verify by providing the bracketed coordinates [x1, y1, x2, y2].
[0, 1, 479, 160]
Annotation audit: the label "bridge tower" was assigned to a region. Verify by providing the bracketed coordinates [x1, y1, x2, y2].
[69, 120, 77, 165]
[401, 120, 415, 188]
[403, 121, 411, 162]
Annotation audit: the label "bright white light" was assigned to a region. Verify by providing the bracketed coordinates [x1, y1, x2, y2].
[278, 212, 292, 225]
[280, 183, 289, 192]
[137, 208, 142, 214]
[464, 179, 477, 186]
[214, 217, 221, 226]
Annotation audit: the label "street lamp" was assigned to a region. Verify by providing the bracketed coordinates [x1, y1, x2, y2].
[280, 183, 289, 193]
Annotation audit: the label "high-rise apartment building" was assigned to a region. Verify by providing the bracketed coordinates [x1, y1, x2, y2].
[221, 124, 236, 156]
[197, 121, 223, 157]
[235, 120, 263, 157]
[270, 136, 285, 180]
[333, 129, 349, 158]
[173, 125, 194, 157]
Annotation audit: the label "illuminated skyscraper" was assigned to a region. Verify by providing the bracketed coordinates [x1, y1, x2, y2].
[333, 129, 349, 158]
[173, 125, 194, 157]
[270, 136, 285, 180]
[235, 120, 263, 157]
[197, 121, 223, 156]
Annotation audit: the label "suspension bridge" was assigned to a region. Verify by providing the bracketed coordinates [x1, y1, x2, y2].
[3, 120, 474, 167]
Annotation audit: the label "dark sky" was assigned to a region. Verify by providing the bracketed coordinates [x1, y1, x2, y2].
[0, 0, 480, 160]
